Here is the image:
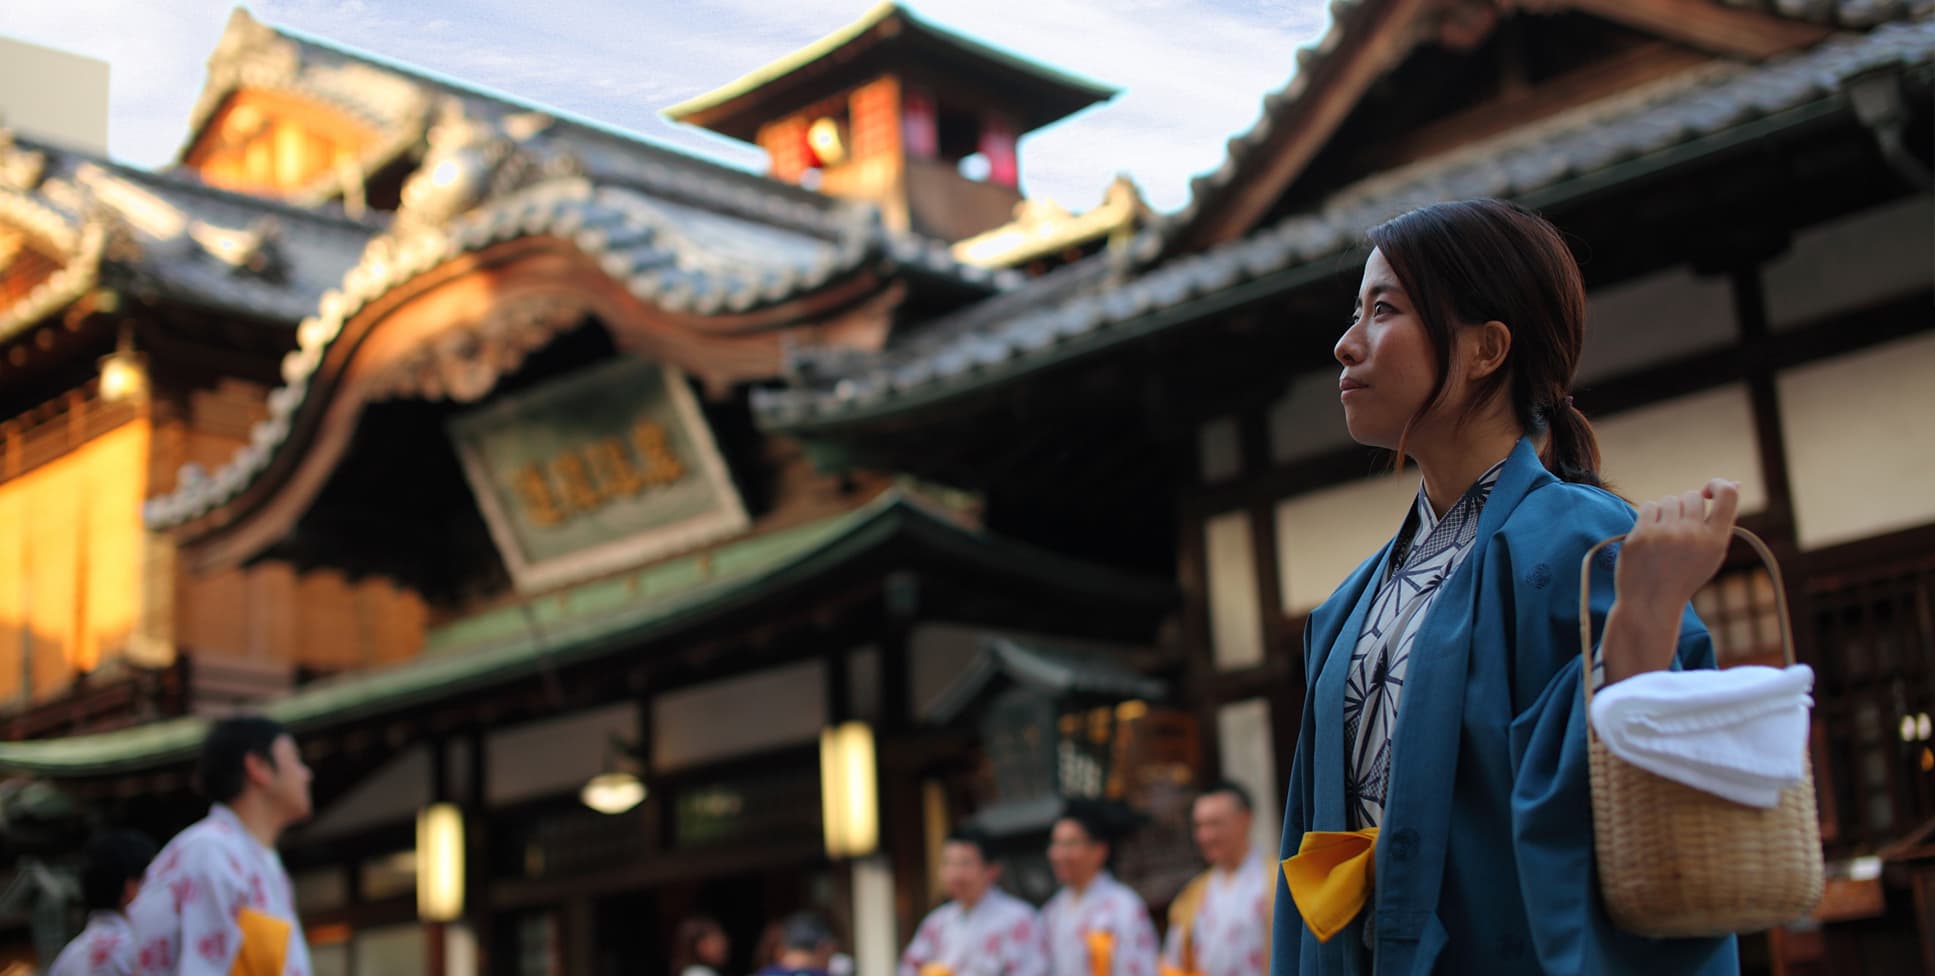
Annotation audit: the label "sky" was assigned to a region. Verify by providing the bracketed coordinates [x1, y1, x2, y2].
[0, 0, 1332, 214]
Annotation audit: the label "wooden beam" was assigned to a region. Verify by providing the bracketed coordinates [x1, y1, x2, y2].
[1181, 0, 1444, 251]
[1557, 0, 1831, 61]
[1381, 41, 1713, 169]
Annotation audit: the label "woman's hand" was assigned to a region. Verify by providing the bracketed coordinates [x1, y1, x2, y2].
[1600, 479, 1741, 685]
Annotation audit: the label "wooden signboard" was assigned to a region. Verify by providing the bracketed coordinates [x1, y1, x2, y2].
[448, 358, 750, 593]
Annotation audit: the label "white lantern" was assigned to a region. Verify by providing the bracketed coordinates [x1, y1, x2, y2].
[416, 803, 464, 922]
[820, 721, 878, 859]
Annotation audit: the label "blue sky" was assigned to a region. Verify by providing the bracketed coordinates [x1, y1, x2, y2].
[0, 0, 1330, 213]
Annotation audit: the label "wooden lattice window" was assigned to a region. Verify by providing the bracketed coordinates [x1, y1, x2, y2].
[1808, 554, 1935, 846]
[1693, 564, 1786, 667]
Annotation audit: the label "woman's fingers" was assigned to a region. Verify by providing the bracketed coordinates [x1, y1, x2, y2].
[1705, 479, 1740, 532]
[1678, 489, 1705, 525]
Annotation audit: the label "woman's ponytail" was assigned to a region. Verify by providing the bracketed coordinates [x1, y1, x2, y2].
[1539, 395, 1604, 488]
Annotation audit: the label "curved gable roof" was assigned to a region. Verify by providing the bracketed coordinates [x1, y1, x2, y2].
[1153, 0, 1910, 257]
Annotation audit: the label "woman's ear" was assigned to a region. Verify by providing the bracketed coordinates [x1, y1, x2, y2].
[1468, 320, 1512, 381]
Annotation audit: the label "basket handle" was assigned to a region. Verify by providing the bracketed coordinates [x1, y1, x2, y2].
[1579, 527, 1795, 720]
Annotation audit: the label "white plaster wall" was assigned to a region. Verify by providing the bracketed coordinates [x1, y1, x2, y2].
[1778, 330, 1935, 550]
[1205, 510, 1266, 671]
[354, 924, 426, 976]
[1275, 472, 1419, 615]
[1580, 268, 1737, 382]
[490, 702, 638, 805]
[1764, 195, 1934, 331]
[1268, 370, 1354, 466]
[302, 746, 428, 840]
[654, 662, 824, 771]
[1216, 698, 1282, 864]
[1199, 416, 1244, 483]
[1594, 385, 1767, 512]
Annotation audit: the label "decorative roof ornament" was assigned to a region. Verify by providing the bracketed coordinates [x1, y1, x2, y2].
[395, 101, 583, 236]
[188, 215, 287, 279]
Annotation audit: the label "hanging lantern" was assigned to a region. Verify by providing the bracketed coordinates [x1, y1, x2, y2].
[97, 328, 147, 403]
[820, 721, 878, 858]
[581, 771, 647, 815]
[580, 735, 648, 814]
[416, 804, 464, 922]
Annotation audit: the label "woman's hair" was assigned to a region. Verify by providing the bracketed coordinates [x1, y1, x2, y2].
[672, 916, 723, 972]
[1366, 198, 1604, 487]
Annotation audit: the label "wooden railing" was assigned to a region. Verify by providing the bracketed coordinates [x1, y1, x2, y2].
[0, 381, 141, 488]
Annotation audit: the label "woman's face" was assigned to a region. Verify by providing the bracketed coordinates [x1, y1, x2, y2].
[1336, 248, 1441, 450]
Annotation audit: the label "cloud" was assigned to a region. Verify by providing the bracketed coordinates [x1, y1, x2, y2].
[0, 0, 1332, 212]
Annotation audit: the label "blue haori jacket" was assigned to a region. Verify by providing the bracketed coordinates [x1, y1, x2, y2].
[1270, 438, 1741, 975]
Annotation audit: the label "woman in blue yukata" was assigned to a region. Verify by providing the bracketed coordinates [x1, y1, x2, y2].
[1271, 199, 1743, 975]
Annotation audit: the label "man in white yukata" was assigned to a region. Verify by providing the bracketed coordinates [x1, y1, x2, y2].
[47, 829, 157, 976]
[1042, 802, 1159, 976]
[128, 716, 314, 976]
[1159, 781, 1271, 976]
[899, 827, 1047, 976]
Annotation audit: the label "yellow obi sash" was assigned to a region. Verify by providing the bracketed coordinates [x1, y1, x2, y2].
[917, 965, 953, 976]
[230, 907, 291, 976]
[1159, 870, 1211, 976]
[1085, 930, 1114, 976]
[1280, 827, 1379, 943]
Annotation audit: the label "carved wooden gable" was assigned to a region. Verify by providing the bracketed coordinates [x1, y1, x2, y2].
[182, 89, 383, 200]
[1170, 0, 1839, 252]
[0, 223, 65, 314]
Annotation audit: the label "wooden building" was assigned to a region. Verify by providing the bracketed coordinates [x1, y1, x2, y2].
[0, 6, 1180, 976]
[754, 2, 1935, 973]
[2, 1, 1930, 975]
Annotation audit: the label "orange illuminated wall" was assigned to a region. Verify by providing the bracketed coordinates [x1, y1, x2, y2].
[182, 89, 381, 199]
[151, 380, 429, 674]
[0, 419, 149, 702]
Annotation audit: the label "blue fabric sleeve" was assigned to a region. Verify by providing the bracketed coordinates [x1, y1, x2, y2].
[1503, 484, 1736, 975]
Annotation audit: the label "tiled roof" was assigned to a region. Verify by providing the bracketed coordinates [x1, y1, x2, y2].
[189, 8, 1020, 293]
[141, 98, 1019, 531]
[183, 12, 1018, 293]
[925, 636, 1168, 724]
[752, 16, 1935, 429]
[0, 132, 376, 342]
[1157, 0, 1935, 253]
[8, 492, 1174, 777]
[663, 1, 1117, 140]
[139, 13, 1028, 532]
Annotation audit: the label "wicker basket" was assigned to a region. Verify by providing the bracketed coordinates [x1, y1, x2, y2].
[1580, 527, 1824, 937]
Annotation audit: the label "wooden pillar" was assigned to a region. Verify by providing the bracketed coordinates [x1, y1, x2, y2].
[465, 729, 490, 976]
[426, 739, 449, 976]
[879, 572, 920, 939]
[563, 895, 595, 976]
[1732, 265, 1799, 547]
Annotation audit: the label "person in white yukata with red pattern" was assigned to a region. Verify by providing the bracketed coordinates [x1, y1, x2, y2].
[1159, 782, 1271, 976]
[47, 829, 157, 976]
[127, 716, 314, 976]
[1042, 803, 1159, 976]
[899, 826, 1047, 976]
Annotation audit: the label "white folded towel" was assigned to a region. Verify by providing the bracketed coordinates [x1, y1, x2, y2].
[1588, 664, 1815, 808]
